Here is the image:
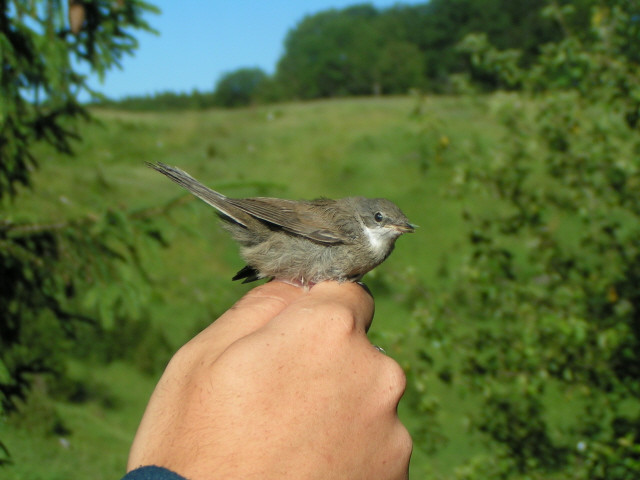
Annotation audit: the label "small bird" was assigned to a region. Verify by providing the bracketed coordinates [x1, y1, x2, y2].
[147, 162, 414, 286]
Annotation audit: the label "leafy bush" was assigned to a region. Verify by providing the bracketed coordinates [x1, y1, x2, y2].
[410, 3, 640, 478]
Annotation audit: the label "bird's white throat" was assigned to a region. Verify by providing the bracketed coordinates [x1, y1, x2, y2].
[363, 226, 393, 256]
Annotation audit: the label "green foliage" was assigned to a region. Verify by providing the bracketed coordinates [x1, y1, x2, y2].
[0, 0, 158, 198]
[0, 0, 162, 462]
[409, 2, 640, 478]
[376, 41, 425, 95]
[213, 67, 268, 108]
[0, 206, 170, 414]
[275, 1, 565, 98]
[276, 5, 383, 98]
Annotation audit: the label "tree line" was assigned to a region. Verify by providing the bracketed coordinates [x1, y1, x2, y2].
[96, 0, 597, 110]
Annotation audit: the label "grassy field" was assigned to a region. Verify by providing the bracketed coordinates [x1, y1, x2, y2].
[2, 95, 511, 479]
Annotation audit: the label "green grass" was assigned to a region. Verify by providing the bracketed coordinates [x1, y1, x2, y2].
[2, 95, 509, 479]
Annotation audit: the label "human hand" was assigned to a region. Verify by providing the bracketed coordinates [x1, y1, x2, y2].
[127, 281, 412, 480]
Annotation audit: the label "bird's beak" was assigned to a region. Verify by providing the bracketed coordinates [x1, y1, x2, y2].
[392, 222, 416, 234]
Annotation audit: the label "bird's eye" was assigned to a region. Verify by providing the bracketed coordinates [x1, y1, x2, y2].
[374, 212, 383, 222]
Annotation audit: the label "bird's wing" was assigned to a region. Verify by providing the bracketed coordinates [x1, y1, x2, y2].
[227, 197, 350, 244]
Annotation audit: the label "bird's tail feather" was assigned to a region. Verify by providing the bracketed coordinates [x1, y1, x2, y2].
[146, 162, 247, 226]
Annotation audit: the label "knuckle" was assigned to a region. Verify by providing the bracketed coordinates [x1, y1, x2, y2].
[395, 422, 414, 460]
[313, 301, 359, 336]
[163, 342, 197, 377]
[387, 356, 407, 390]
[381, 356, 407, 402]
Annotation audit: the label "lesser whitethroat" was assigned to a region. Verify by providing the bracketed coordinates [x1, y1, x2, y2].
[147, 162, 415, 286]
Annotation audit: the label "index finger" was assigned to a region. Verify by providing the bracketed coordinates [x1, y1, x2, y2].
[187, 281, 305, 354]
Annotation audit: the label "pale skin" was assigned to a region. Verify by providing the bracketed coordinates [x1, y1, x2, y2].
[127, 281, 412, 480]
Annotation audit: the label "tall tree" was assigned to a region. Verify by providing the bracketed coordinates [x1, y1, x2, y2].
[1, 0, 159, 462]
[276, 5, 384, 99]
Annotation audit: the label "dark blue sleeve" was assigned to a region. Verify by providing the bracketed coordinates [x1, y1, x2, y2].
[121, 466, 187, 480]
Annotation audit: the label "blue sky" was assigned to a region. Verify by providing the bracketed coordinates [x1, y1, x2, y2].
[89, 1, 426, 99]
